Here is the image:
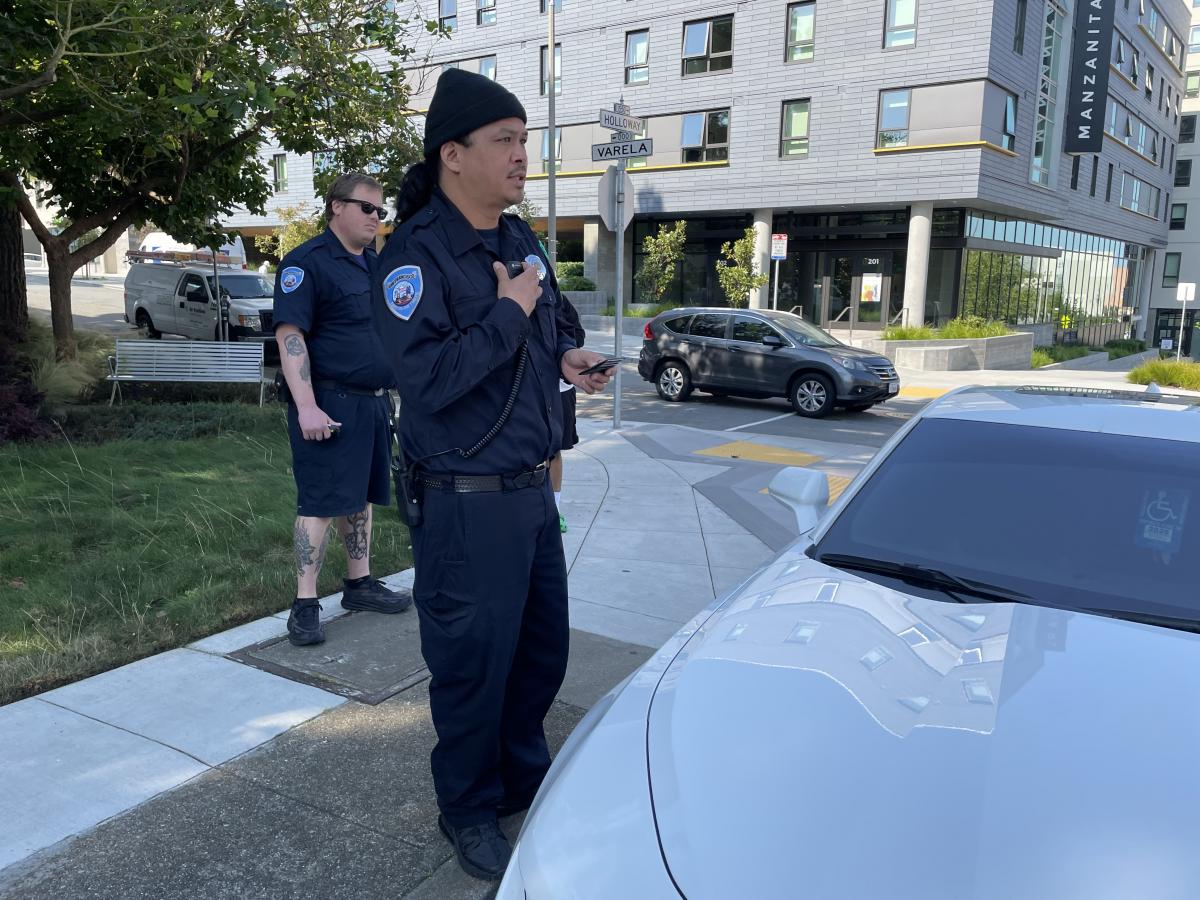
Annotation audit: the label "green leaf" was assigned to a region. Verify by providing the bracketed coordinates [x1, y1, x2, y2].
[172, 75, 192, 92]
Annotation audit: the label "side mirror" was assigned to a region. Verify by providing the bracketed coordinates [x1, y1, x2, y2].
[768, 466, 830, 533]
[762, 334, 785, 348]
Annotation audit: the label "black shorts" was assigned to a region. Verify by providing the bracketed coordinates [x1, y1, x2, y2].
[287, 386, 391, 518]
[559, 387, 578, 452]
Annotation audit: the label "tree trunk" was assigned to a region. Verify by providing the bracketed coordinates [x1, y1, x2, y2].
[0, 203, 28, 341]
[45, 244, 77, 360]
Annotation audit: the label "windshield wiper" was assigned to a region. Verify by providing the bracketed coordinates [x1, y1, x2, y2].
[816, 553, 1032, 605]
[1079, 607, 1200, 634]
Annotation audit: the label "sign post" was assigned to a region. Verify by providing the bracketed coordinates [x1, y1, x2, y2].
[1177, 282, 1195, 360]
[770, 233, 788, 311]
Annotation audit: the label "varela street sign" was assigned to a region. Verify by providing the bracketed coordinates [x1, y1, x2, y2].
[599, 109, 645, 133]
[592, 139, 653, 162]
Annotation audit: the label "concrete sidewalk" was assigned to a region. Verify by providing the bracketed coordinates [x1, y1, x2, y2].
[1, 418, 864, 898]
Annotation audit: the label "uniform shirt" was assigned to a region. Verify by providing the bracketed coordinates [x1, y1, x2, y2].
[272, 228, 394, 390]
[372, 188, 578, 476]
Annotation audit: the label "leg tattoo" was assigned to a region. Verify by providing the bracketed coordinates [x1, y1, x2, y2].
[343, 510, 370, 561]
[294, 519, 317, 578]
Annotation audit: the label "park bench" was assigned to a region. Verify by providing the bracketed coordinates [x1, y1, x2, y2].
[107, 339, 267, 406]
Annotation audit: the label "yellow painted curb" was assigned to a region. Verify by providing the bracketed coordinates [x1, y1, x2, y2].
[697, 440, 823, 467]
[898, 386, 950, 399]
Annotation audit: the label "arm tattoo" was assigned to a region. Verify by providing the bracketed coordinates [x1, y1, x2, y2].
[343, 511, 370, 561]
[299, 354, 310, 382]
[284, 334, 304, 357]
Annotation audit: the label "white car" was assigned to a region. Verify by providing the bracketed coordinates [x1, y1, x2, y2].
[500, 385, 1200, 900]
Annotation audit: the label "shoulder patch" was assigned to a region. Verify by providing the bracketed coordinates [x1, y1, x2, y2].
[383, 265, 423, 321]
[524, 254, 548, 282]
[279, 266, 305, 294]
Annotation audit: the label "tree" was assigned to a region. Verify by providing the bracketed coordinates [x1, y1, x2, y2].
[1, 0, 431, 359]
[255, 205, 325, 262]
[716, 226, 769, 308]
[507, 196, 547, 242]
[635, 220, 686, 305]
[958, 250, 1044, 324]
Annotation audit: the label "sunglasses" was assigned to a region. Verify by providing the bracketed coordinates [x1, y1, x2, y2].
[339, 198, 389, 220]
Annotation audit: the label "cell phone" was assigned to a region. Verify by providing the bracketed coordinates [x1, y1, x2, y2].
[579, 357, 628, 376]
[505, 261, 526, 279]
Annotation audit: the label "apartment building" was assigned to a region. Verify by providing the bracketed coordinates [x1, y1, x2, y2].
[225, 0, 1188, 341]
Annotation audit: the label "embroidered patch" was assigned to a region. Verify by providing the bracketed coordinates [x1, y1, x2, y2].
[383, 265, 423, 321]
[279, 266, 305, 294]
[525, 254, 548, 282]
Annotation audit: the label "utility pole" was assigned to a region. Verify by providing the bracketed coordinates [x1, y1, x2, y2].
[546, 1, 557, 266]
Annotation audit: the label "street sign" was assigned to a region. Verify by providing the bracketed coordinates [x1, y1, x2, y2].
[612, 102, 632, 116]
[770, 233, 788, 260]
[598, 166, 634, 232]
[599, 109, 645, 133]
[592, 139, 653, 162]
[1177, 282, 1196, 303]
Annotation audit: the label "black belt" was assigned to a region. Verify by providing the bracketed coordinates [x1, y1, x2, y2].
[313, 380, 386, 397]
[416, 462, 548, 493]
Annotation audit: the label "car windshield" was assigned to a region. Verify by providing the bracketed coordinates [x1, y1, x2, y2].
[206, 274, 272, 299]
[815, 417, 1200, 624]
[762, 311, 842, 348]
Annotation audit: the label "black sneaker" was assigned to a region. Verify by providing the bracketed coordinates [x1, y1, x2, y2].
[287, 600, 325, 646]
[340, 577, 413, 614]
[438, 815, 512, 881]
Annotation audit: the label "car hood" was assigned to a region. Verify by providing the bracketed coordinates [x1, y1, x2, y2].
[646, 552, 1200, 900]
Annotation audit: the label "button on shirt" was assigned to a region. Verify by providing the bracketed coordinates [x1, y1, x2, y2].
[371, 189, 578, 476]
[272, 229, 394, 390]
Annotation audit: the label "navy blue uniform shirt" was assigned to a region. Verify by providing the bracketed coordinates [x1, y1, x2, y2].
[371, 189, 578, 476]
[272, 228, 394, 390]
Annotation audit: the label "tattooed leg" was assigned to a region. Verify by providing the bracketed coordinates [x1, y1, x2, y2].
[294, 516, 333, 597]
[339, 505, 372, 580]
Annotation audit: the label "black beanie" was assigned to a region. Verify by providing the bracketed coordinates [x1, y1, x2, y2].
[423, 69, 527, 155]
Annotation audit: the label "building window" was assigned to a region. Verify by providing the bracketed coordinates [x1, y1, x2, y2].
[1171, 203, 1187, 230]
[1106, 163, 1114, 201]
[625, 30, 649, 84]
[1002, 95, 1017, 151]
[1163, 252, 1181, 288]
[780, 99, 810, 157]
[438, 0, 456, 31]
[1131, 48, 1140, 81]
[476, 0, 495, 26]
[1191, 25, 1200, 53]
[1176, 159, 1192, 187]
[1146, 64, 1155, 101]
[1070, 155, 1080, 189]
[271, 153, 288, 193]
[1090, 156, 1099, 196]
[1119, 171, 1161, 219]
[1030, 3, 1064, 186]
[479, 56, 496, 80]
[787, 2, 816, 62]
[540, 44, 561, 95]
[682, 15, 733, 75]
[1182, 115, 1196, 143]
[1014, 0, 1027, 53]
[680, 109, 730, 162]
[877, 89, 911, 148]
[539, 0, 562, 11]
[1187, 72, 1199, 98]
[541, 127, 561, 173]
[884, 0, 917, 48]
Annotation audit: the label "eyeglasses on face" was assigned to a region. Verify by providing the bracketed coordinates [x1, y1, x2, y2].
[339, 198, 389, 220]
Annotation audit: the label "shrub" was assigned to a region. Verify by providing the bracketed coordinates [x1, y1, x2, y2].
[1031, 349, 1055, 369]
[1032, 344, 1093, 365]
[1127, 359, 1200, 391]
[558, 274, 597, 292]
[50, 402, 286, 445]
[881, 325, 935, 340]
[556, 261, 584, 279]
[1104, 339, 1146, 360]
[937, 316, 1012, 339]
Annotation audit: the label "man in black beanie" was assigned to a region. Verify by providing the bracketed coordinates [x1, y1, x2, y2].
[370, 70, 615, 880]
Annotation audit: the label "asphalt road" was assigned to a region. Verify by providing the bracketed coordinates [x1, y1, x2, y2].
[25, 272, 137, 336]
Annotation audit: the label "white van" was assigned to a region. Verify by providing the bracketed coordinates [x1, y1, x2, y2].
[123, 263, 276, 353]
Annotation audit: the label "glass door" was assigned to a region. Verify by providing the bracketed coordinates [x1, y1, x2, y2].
[826, 255, 854, 328]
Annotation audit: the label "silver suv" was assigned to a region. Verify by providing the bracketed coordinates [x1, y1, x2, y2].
[638, 308, 899, 417]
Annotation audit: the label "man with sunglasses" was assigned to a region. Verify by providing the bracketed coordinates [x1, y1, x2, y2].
[272, 172, 412, 647]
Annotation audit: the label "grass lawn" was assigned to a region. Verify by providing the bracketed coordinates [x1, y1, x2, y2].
[0, 404, 412, 705]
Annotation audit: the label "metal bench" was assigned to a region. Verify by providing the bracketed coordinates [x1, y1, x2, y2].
[107, 340, 267, 406]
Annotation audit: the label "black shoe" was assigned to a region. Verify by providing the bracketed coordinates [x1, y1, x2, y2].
[340, 577, 413, 614]
[287, 600, 325, 646]
[438, 815, 512, 881]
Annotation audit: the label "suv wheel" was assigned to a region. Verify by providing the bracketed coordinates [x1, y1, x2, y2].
[656, 361, 693, 402]
[790, 373, 835, 418]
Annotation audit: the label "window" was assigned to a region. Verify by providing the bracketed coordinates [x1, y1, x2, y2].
[877, 90, 910, 148]
[787, 2, 815, 62]
[1146, 64, 1155, 101]
[1090, 156, 1099, 196]
[1002, 95, 1017, 151]
[1172, 204, 1187, 230]
[1120, 171, 1161, 218]
[1176, 159, 1192, 187]
[540, 44, 561, 95]
[438, 0, 456, 31]
[1030, 3, 1064, 186]
[1013, 0, 1026, 53]
[539, 0, 562, 11]
[1163, 252, 1181, 288]
[1188, 72, 1199, 98]
[682, 15, 733, 75]
[476, 0, 495, 26]
[479, 55, 497, 80]
[1131, 48, 1140, 81]
[271, 153, 288, 193]
[1070, 156, 1080, 190]
[1107, 162, 1114, 201]
[625, 30, 649, 84]
[781, 100, 810, 158]
[689, 313, 728, 338]
[540, 128, 561, 173]
[731, 316, 781, 343]
[884, 0, 917, 48]
[680, 109, 730, 162]
[180, 274, 207, 301]
[1191, 25, 1200, 53]
[1182, 115, 1196, 143]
